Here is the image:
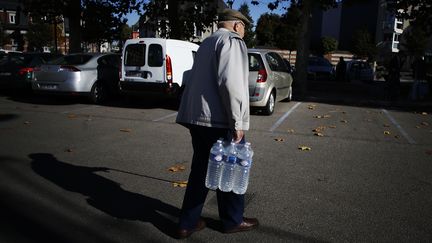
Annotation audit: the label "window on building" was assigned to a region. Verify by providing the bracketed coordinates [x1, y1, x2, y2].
[9, 13, 16, 24]
[393, 33, 400, 42]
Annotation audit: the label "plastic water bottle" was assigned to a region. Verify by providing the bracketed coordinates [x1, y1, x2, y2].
[205, 139, 225, 190]
[233, 142, 253, 194]
[219, 141, 238, 192]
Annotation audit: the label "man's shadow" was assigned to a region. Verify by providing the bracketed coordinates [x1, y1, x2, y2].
[29, 153, 180, 238]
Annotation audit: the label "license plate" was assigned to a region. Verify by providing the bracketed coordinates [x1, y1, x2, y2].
[40, 84, 58, 90]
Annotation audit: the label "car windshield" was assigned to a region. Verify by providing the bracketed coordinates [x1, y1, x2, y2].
[49, 55, 93, 65]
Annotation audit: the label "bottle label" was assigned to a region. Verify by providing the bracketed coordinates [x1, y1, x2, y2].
[210, 153, 223, 162]
[240, 159, 250, 166]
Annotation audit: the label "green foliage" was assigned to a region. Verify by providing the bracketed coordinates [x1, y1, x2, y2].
[238, 3, 256, 48]
[275, 3, 301, 50]
[351, 28, 377, 60]
[255, 13, 281, 47]
[320, 36, 338, 54]
[393, 0, 432, 35]
[400, 25, 429, 56]
[26, 19, 53, 52]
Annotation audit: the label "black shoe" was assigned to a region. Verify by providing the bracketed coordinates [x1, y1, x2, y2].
[176, 219, 206, 239]
[223, 217, 259, 233]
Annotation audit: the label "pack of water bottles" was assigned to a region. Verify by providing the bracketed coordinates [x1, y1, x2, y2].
[205, 139, 254, 194]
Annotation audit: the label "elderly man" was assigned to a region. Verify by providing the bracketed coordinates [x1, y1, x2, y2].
[175, 8, 259, 239]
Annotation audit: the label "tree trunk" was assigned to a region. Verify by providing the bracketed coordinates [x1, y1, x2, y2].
[294, 0, 315, 97]
[168, 0, 180, 39]
[67, 0, 82, 53]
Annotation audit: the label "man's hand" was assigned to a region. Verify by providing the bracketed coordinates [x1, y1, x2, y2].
[233, 130, 244, 143]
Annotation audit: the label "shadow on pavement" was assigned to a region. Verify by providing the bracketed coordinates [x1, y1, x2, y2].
[29, 153, 181, 238]
[294, 79, 432, 112]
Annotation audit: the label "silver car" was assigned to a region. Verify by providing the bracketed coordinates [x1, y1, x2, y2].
[32, 53, 120, 104]
[248, 49, 293, 115]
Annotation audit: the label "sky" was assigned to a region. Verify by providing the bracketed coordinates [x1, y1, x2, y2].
[125, 0, 288, 27]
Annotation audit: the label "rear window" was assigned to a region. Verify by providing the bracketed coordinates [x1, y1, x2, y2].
[125, 44, 146, 66]
[148, 44, 163, 67]
[248, 53, 264, 72]
[50, 55, 93, 65]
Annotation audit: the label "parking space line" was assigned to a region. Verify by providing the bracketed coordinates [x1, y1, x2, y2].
[269, 102, 302, 132]
[382, 109, 416, 144]
[153, 112, 178, 122]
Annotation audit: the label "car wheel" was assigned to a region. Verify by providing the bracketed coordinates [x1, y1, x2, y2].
[263, 91, 275, 115]
[90, 81, 107, 104]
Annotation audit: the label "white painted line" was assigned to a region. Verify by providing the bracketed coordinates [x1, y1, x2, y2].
[153, 112, 178, 122]
[382, 109, 416, 144]
[61, 106, 97, 114]
[269, 102, 302, 132]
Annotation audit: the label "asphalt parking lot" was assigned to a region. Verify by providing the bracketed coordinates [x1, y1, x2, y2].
[1, 90, 431, 242]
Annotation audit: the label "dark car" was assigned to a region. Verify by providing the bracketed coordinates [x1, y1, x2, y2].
[0, 52, 62, 90]
[307, 56, 335, 81]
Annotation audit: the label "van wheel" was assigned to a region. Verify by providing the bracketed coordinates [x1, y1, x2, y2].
[263, 91, 275, 115]
[90, 81, 107, 104]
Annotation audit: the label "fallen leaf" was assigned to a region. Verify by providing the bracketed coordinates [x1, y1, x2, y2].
[120, 128, 132, 132]
[65, 148, 73, 152]
[328, 125, 337, 129]
[308, 105, 316, 110]
[298, 146, 311, 151]
[24, 121, 31, 125]
[323, 115, 331, 118]
[421, 121, 429, 126]
[173, 181, 188, 187]
[68, 114, 77, 119]
[383, 124, 390, 127]
[287, 129, 295, 133]
[274, 138, 285, 142]
[312, 126, 326, 132]
[421, 112, 428, 115]
[314, 132, 324, 137]
[168, 164, 186, 172]
[314, 115, 323, 119]
[384, 131, 391, 135]
[416, 126, 421, 129]
[394, 135, 400, 139]
[340, 120, 348, 123]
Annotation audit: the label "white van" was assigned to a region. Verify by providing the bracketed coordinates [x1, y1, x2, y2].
[120, 38, 199, 98]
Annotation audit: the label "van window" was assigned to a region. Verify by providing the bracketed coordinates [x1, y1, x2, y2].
[248, 53, 263, 72]
[125, 44, 146, 66]
[148, 44, 163, 67]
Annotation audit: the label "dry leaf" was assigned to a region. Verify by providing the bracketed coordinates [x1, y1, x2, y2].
[323, 115, 331, 118]
[168, 164, 186, 172]
[173, 181, 188, 187]
[308, 105, 316, 110]
[421, 112, 428, 115]
[24, 121, 31, 125]
[340, 120, 348, 123]
[274, 138, 285, 142]
[65, 148, 73, 152]
[329, 125, 336, 129]
[421, 122, 429, 126]
[384, 131, 391, 135]
[383, 124, 390, 127]
[68, 114, 77, 119]
[394, 135, 400, 139]
[314, 115, 323, 119]
[298, 146, 311, 151]
[416, 126, 421, 129]
[314, 132, 324, 137]
[120, 128, 132, 132]
[287, 129, 295, 133]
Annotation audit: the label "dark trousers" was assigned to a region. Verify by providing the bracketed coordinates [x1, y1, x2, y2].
[178, 125, 244, 230]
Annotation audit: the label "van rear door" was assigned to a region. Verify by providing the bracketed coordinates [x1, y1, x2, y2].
[123, 40, 165, 83]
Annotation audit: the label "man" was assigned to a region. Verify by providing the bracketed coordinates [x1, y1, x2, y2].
[336, 56, 347, 82]
[175, 8, 259, 239]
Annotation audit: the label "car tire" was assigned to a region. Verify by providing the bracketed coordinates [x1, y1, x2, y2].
[90, 81, 107, 104]
[263, 91, 275, 115]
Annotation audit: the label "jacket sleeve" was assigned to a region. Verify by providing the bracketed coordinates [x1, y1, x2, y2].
[216, 35, 250, 131]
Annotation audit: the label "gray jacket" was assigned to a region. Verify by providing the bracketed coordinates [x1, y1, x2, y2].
[176, 28, 250, 131]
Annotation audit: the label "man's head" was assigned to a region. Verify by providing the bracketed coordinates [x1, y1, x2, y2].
[217, 9, 250, 38]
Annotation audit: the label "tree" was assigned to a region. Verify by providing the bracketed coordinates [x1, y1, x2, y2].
[238, 3, 256, 48]
[22, 0, 141, 53]
[255, 13, 281, 47]
[275, 3, 301, 50]
[393, 0, 432, 35]
[351, 28, 377, 60]
[400, 25, 429, 57]
[315, 36, 338, 55]
[26, 19, 53, 52]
